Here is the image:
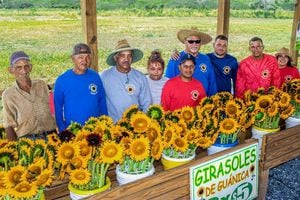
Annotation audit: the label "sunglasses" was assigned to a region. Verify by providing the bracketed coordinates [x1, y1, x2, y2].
[187, 40, 201, 44]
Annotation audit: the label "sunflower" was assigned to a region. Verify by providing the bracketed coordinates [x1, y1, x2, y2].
[147, 104, 164, 121]
[162, 126, 176, 148]
[176, 119, 188, 137]
[267, 102, 278, 117]
[130, 112, 151, 133]
[0, 171, 7, 195]
[86, 132, 102, 146]
[122, 104, 139, 119]
[5, 165, 25, 188]
[295, 94, 300, 104]
[151, 139, 164, 160]
[186, 129, 199, 144]
[77, 140, 92, 159]
[69, 168, 91, 186]
[172, 136, 188, 153]
[255, 95, 273, 110]
[100, 141, 123, 164]
[22, 162, 43, 182]
[197, 136, 214, 149]
[219, 118, 239, 135]
[8, 181, 38, 199]
[34, 168, 53, 187]
[129, 137, 150, 161]
[120, 137, 132, 155]
[146, 121, 161, 143]
[225, 100, 240, 117]
[47, 133, 61, 146]
[0, 147, 18, 169]
[70, 156, 88, 169]
[98, 115, 114, 126]
[279, 92, 291, 107]
[280, 105, 295, 119]
[179, 106, 196, 123]
[57, 142, 79, 166]
[199, 96, 213, 106]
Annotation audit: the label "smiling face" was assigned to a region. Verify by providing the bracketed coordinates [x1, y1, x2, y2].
[277, 54, 289, 67]
[72, 53, 91, 74]
[115, 50, 133, 73]
[214, 38, 228, 57]
[179, 59, 195, 82]
[147, 61, 164, 81]
[9, 59, 32, 81]
[184, 35, 201, 56]
[249, 40, 264, 59]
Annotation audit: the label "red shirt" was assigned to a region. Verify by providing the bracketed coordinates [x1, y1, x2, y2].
[279, 66, 300, 86]
[236, 54, 281, 98]
[161, 76, 206, 111]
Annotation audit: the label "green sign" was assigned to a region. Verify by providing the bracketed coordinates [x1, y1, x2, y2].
[190, 143, 258, 200]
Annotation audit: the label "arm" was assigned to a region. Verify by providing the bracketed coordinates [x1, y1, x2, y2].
[5, 127, 17, 141]
[270, 59, 281, 88]
[165, 58, 180, 79]
[231, 59, 239, 94]
[98, 77, 108, 115]
[161, 82, 171, 111]
[139, 76, 152, 112]
[53, 79, 66, 132]
[2, 93, 18, 140]
[207, 61, 218, 96]
[235, 62, 246, 99]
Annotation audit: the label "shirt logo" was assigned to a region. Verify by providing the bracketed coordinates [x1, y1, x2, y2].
[223, 66, 231, 75]
[126, 84, 135, 95]
[89, 83, 98, 95]
[191, 90, 199, 101]
[199, 64, 207, 72]
[284, 75, 292, 83]
[261, 70, 270, 79]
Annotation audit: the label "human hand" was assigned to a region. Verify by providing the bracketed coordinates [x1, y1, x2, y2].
[171, 49, 180, 60]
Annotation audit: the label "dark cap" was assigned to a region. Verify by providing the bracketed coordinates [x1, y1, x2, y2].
[179, 54, 196, 65]
[10, 51, 30, 66]
[72, 43, 91, 55]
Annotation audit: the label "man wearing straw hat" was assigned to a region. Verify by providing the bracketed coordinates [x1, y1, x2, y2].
[100, 39, 152, 123]
[165, 27, 217, 96]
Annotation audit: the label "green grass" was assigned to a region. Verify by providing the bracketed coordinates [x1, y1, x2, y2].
[0, 8, 295, 94]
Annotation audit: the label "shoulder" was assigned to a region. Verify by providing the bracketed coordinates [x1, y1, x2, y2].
[100, 66, 115, 77]
[2, 86, 16, 98]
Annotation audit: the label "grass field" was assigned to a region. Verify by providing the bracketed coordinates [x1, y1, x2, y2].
[0, 9, 295, 92]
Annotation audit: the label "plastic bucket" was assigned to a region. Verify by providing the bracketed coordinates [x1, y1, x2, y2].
[161, 153, 195, 170]
[116, 165, 155, 185]
[207, 140, 239, 155]
[285, 117, 300, 129]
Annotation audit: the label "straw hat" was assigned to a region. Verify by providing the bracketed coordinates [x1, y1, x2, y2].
[275, 47, 292, 60]
[177, 27, 212, 45]
[106, 39, 143, 66]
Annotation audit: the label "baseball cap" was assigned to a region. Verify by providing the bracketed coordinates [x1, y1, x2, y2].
[10, 51, 30, 66]
[179, 53, 196, 65]
[72, 43, 91, 56]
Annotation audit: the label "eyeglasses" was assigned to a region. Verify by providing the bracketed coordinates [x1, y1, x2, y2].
[187, 40, 201, 44]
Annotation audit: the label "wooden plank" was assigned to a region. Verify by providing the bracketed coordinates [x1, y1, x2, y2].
[265, 133, 299, 154]
[80, 0, 98, 71]
[258, 167, 269, 200]
[217, 0, 230, 37]
[264, 125, 300, 144]
[262, 148, 300, 170]
[290, 0, 300, 65]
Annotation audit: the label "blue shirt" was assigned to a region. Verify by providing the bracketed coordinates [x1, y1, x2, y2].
[54, 68, 107, 132]
[165, 51, 217, 96]
[100, 66, 152, 123]
[207, 53, 238, 94]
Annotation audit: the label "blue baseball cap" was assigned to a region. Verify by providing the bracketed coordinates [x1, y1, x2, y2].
[179, 54, 196, 65]
[10, 51, 30, 66]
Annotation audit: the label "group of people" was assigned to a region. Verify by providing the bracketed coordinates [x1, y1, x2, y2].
[2, 27, 299, 141]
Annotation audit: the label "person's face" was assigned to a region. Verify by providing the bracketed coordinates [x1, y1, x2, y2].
[249, 40, 264, 59]
[9, 59, 32, 81]
[179, 60, 195, 81]
[148, 62, 164, 81]
[72, 53, 91, 74]
[277, 54, 289, 67]
[115, 50, 133, 73]
[184, 36, 201, 55]
[214, 39, 228, 57]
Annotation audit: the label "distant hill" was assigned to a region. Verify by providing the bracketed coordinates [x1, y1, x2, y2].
[0, 0, 295, 10]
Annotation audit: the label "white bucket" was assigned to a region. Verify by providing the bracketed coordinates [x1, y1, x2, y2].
[116, 164, 155, 185]
[207, 141, 238, 155]
[285, 117, 300, 129]
[251, 126, 279, 159]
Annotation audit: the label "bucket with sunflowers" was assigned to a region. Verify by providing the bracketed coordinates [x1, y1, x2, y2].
[201, 92, 254, 155]
[244, 87, 295, 157]
[282, 78, 300, 128]
[114, 105, 164, 185]
[56, 116, 124, 200]
[160, 105, 219, 170]
[0, 136, 57, 200]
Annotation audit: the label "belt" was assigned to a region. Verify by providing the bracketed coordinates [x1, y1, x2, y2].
[21, 129, 57, 141]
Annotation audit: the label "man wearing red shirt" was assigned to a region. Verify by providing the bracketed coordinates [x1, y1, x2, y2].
[161, 54, 206, 111]
[235, 37, 281, 98]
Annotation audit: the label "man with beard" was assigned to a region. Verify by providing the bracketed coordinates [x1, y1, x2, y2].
[235, 37, 281, 98]
[207, 35, 238, 94]
[165, 27, 217, 96]
[54, 43, 107, 132]
[100, 39, 152, 123]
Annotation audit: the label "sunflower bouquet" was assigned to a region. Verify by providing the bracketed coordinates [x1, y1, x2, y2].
[114, 105, 164, 178]
[197, 92, 254, 145]
[244, 87, 295, 129]
[56, 115, 124, 192]
[282, 78, 300, 118]
[0, 136, 57, 199]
